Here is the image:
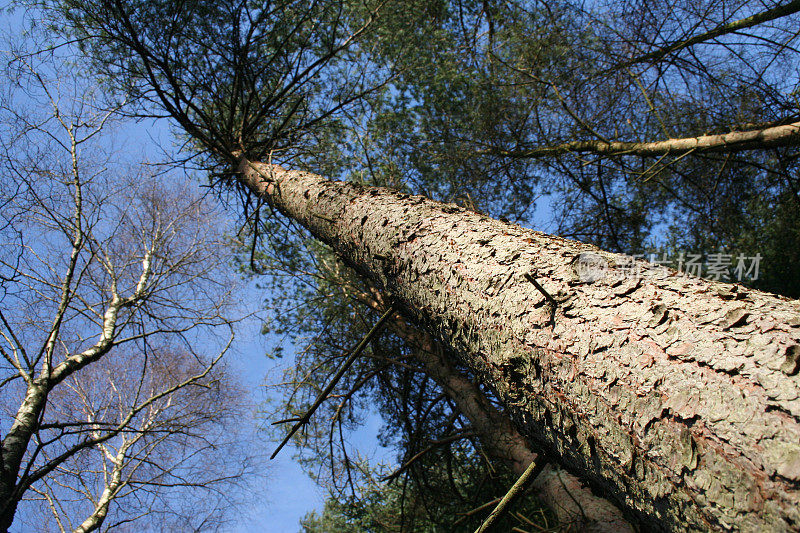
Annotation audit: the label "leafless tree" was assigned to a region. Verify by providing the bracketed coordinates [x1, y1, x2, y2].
[0, 39, 256, 531]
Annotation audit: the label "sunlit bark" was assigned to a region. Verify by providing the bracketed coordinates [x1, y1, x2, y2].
[238, 155, 800, 531]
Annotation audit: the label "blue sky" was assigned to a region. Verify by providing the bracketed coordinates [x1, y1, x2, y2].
[226, 329, 327, 532]
[225, 321, 396, 531]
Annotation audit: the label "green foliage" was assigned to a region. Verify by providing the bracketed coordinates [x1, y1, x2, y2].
[300, 460, 556, 533]
[350, 0, 800, 295]
[44, 0, 389, 167]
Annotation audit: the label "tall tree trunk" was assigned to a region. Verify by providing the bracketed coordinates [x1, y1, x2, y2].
[0, 382, 49, 530]
[238, 156, 800, 531]
[361, 289, 633, 531]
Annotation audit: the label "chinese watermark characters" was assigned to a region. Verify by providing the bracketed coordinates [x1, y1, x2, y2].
[572, 251, 762, 283]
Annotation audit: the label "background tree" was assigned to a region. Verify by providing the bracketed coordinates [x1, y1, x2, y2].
[21, 346, 251, 533]
[0, 35, 257, 531]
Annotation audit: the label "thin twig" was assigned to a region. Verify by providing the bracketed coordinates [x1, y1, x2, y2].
[381, 430, 476, 482]
[524, 273, 557, 326]
[474, 459, 546, 533]
[270, 305, 396, 459]
[453, 497, 501, 527]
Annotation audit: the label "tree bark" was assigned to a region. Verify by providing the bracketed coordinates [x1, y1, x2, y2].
[365, 291, 633, 531]
[237, 156, 800, 531]
[0, 383, 48, 531]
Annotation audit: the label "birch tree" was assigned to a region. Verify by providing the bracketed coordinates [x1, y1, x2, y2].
[43, 0, 800, 530]
[0, 42, 253, 531]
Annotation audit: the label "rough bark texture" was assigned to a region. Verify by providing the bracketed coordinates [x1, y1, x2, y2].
[360, 289, 632, 531]
[238, 157, 800, 531]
